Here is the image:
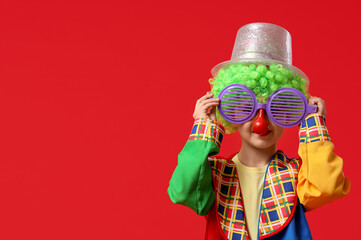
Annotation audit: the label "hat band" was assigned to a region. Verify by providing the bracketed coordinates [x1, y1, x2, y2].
[232, 52, 292, 65]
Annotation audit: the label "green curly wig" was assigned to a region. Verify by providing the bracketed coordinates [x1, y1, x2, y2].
[209, 63, 308, 134]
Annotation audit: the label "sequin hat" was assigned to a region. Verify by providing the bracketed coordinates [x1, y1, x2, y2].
[211, 23, 309, 85]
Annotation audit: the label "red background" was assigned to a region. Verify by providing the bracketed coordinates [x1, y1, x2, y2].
[0, 0, 360, 239]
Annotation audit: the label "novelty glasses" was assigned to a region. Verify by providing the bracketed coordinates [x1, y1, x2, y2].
[218, 84, 317, 127]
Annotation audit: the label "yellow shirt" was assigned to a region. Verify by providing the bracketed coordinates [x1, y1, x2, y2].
[232, 154, 267, 240]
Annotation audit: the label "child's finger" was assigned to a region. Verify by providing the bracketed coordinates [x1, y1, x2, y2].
[308, 97, 320, 105]
[197, 92, 214, 103]
[201, 98, 220, 104]
[200, 99, 220, 108]
[202, 101, 220, 110]
[308, 97, 326, 116]
[208, 106, 217, 120]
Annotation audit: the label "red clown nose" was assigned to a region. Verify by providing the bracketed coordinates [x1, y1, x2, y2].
[252, 109, 269, 135]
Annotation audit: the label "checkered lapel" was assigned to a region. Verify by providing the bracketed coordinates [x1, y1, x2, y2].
[258, 151, 300, 239]
[209, 157, 251, 240]
[209, 151, 300, 240]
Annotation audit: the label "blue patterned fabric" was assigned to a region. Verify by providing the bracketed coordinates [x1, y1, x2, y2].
[188, 118, 225, 148]
[258, 152, 300, 237]
[299, 114, 331, 143]
[208, 151, 302, 240]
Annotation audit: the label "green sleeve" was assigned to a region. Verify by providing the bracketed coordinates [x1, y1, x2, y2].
[167, 118, 225, 216]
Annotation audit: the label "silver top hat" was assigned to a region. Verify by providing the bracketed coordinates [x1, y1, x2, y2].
[211, 23, 309, 85]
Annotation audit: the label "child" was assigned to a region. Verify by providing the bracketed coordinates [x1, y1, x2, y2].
[167, 23, 350, 240]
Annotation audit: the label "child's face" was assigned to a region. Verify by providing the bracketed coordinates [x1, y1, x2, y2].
[233, 111, 284, 150]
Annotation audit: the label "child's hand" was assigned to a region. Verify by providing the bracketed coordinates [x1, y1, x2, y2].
[193, 92, 220, 121]
[308, 96, 326, 116]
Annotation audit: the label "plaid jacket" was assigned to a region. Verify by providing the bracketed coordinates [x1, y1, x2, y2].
[205, 152, 310, 240]
[168, 115, 348, 240]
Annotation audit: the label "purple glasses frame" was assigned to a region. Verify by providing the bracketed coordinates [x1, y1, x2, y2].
[218, 84, 317, 127]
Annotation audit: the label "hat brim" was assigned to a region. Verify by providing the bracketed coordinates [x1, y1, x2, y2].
[211, 59, 310, 88]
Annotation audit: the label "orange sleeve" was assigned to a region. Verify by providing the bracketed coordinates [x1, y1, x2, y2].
[297, 114, 351, 211]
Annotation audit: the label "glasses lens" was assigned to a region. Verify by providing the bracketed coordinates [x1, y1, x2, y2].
[268, 88, 306, 127]
[219, 84, 256, 124]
